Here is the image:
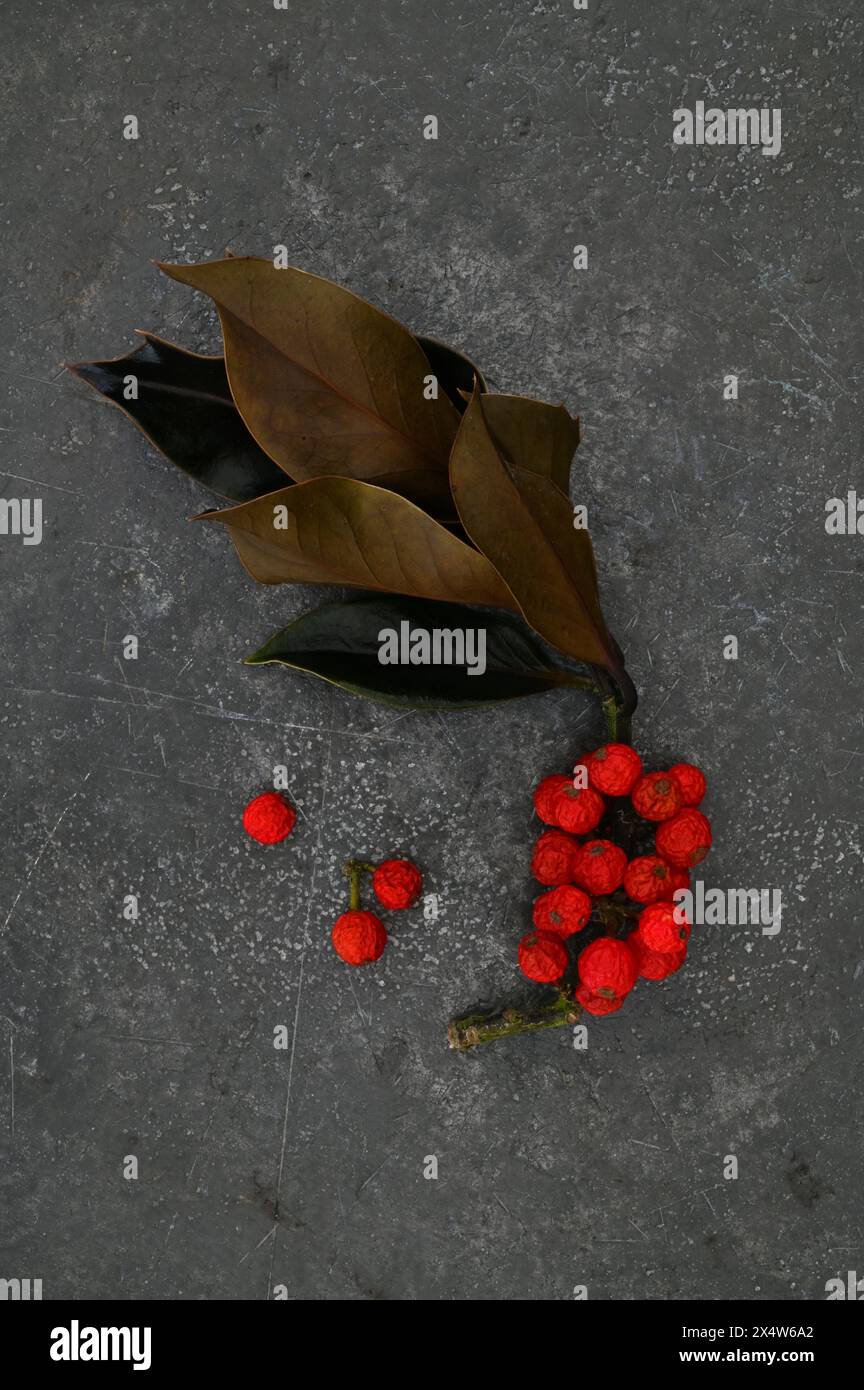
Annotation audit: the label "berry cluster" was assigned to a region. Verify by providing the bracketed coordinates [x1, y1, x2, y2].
[522, 745, 711, 1017]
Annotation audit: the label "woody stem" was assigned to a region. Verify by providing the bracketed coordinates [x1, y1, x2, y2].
[448, 993, 581, 1051]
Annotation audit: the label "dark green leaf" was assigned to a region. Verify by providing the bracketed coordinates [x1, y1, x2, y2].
[244, 595, 593, 709]
[66, 333, 289, 502]
[416, 335, 487, 411]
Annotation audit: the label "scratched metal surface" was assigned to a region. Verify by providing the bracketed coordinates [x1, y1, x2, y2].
[0, 0, 861, 1300]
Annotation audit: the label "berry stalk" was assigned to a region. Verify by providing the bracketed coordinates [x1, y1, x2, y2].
[447, 992, 581, 1051]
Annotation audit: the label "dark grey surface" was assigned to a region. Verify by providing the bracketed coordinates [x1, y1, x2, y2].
[1, 0, 861, 1301]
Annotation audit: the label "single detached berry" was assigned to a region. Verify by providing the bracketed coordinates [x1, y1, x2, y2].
[623, 854, 680, 905]
[518, 930, 569, 983]
[331, 910, 388, 965]
[669, 762, 707, 808]
[532, 885, 592, 939]
[631, 771, 683, 822]
[633, 939, 686, 981]
[573, 839, 627, 896]
[553, 782, 605, 835]
[635, 901, 691, 954]
[655, 808, 713, 868]
[577, 936, 638, 1000]
[242, 790, 297, 845]
[575, 982, 624, 1016]
[532, 773, 572, 826]
[585, 742, 643, 797]
[531, 829, 580, 886]
[372, 858, 423, 909]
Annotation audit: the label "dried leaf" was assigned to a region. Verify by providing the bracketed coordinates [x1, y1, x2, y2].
[449, 391, 618, 669]
[481, 392, 579, 495]
[197, 475, 516, 610]
[66, 333, 288, 502]
[156, 258, 461, 498]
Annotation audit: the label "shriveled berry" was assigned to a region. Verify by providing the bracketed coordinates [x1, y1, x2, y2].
[372, 858, 423, 909]
[531, 829, 580, 886]
[669, 762, 707, 808]
[518, 930, 568, 983]
[573, 839, 627, 896]
[633, 938, 686, 981]
[553, 782, 605, 835]
[532, 774, 571, 826]
[532, 885, 592, 939]
[631, 772, 683, 822]
[585, 743, 643, 797]
[655, 808, 713, 868]
[331, 910, 387, 965]
[577, 935, 637, 1000]
[635, 901, 691, 954]
[623, 855, 678, 905]
[575, 982, 624, 1016]
[242, 790, 297, 845]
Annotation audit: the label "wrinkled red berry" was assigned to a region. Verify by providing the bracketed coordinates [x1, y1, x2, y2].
[633, 938, 686, 981]
[372, 858, 423, 909]
[532, 774, 572, 826]
[585, 743, 643, 797]
[242, 791, 297, 845]
[573, 839, 627, 895]
[518, 930, 568, 983]
[635, 901, 691, 954]
[575, 982, 624, 1016]
[532, 885, 592, 938]
[623, 854, 678, 905]
[577, 936, 637, 1000]
[655, 808, 713, 868]
[331, 910, 388, 965]
[631, 772, 683, 822]
[553, 782, 605, 835]
[531, 829, 580, 886]
[669, 762, 707, 808]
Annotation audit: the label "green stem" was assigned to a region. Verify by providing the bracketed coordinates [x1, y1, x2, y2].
[343, 859, 366, 911]
[448, 993, 580, 1051]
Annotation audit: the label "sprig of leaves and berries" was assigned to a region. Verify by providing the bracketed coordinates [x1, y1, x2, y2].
[73, 255, 708, 1052]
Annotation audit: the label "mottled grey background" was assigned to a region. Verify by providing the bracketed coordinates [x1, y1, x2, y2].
[1, 0, 861, 1302]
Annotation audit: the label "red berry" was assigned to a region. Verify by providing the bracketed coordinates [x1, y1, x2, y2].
[575, 982, 624, 1016]
[577, 936, 637, 1000]
[331, 910, 387, 965]
[532, 885, 592, 938]
[573, 839, 627, 895]
[669, 762, 707, 808]
[655, 808, 713, 868]
[531, 829, 580, 886]
[631, 772, 683, 822]
[635, 901, 691, 954]
[585, 743, 643, 796]
[532, 774, 571, 826]
[242, 791, 297, 845]
[371, 858, 423, 909]
[665, 866, 691, 900]
[518, 930, 568, 983]
[552, 782, 605, 835]
[633, 938, 686, 981]
[623, 854, 677, 904]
